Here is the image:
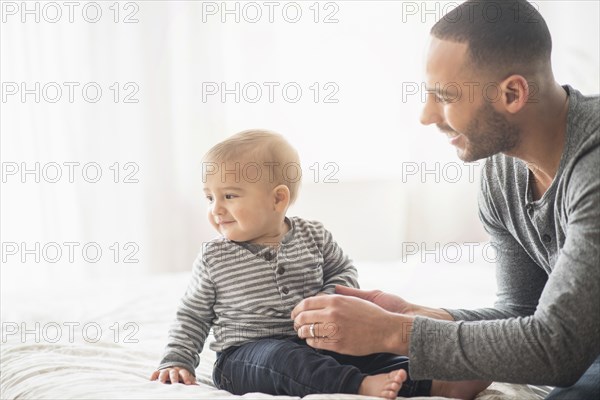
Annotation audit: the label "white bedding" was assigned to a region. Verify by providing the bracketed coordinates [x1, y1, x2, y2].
[1, 259, 547, 399]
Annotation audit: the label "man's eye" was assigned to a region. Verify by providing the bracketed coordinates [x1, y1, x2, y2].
[436, 94, 450, 104]
[225, 194, 236, 200]
[205, 196, 213, 203]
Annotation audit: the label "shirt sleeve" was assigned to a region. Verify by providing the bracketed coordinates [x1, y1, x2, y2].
[444, 169, 548, 321]
[409, 149, 600, 386]
[319, 226, 360, 294]
[157, 253, 216, 375]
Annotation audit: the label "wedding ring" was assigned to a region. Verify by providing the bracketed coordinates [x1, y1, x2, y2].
[309, 323, 315, 338]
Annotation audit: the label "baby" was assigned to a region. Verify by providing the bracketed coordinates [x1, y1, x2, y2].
[150, 129, 485, 399]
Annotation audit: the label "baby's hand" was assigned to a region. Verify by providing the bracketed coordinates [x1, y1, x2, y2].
[150, 367, 197, 385]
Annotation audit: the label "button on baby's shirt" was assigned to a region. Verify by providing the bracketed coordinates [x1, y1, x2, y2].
[281, 286, 289, 295]
[264, 251, 275, 261]
[276, 266, 285, 275]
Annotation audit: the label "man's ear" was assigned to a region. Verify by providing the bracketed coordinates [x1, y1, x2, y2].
[499, 75, 529, 114]
[272, 185, 290, 212]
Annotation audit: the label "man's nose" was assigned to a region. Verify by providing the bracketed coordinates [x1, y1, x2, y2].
[420, 94, 443, 126]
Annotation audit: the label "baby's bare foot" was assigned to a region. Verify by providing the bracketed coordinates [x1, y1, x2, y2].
[431, 379, 491, 400]
[359, 370, 407, 400]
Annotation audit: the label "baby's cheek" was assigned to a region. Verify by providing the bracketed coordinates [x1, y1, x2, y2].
[233, 208, 252, 223]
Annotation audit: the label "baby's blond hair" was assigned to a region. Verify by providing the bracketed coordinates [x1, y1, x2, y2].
[203, 129, 302, 204]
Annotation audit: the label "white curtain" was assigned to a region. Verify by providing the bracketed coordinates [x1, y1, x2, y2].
[2, 0, 598, 285]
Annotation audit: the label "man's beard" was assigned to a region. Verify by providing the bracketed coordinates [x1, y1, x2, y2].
[444, 102, 521, 162]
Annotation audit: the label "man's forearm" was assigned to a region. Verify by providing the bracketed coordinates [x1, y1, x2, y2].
[384, 306, 453, 356]
[407, 304, 455, 321]
[385, 312, 413, 355]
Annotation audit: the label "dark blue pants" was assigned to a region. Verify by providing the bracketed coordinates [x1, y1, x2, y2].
[545, 355, 600, 400]
[213, 337, 432, 397]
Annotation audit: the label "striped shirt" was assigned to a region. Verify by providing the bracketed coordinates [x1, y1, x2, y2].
[158, 216, 359, 373]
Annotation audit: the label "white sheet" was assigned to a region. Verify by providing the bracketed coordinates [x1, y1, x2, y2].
[1, 259, 546, 399]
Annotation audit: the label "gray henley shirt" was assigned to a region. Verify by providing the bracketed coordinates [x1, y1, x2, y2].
[409, 85, 600, 386]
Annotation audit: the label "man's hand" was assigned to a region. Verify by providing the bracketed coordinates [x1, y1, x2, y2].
[291, 294, 413, 356]
[336, 285, 454, 321]
[150, 367, 197, 385]
[335, 285, 414, 314]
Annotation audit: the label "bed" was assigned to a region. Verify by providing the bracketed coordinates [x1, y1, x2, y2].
[1, 254, 550, 399]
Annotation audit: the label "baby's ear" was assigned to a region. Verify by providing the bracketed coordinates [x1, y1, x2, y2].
[272, 185, 290, 211]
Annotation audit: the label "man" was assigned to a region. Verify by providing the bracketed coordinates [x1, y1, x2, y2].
[291, 0, 599, 398]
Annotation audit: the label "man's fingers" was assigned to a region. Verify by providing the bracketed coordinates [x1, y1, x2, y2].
[291, 295, 330, 319]
[305, 337, 324, 349]
[150, 370, 159, 381]
[335, 285, 366, 298]
[297, 324, 309, 338]
[298, 322, 335, 339]
[335, 285, 378, 302]
[297, 323, 321, 339]
[292, 309, 330, 331]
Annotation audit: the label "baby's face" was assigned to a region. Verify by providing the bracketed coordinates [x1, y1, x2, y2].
[203, 161, 280, 244]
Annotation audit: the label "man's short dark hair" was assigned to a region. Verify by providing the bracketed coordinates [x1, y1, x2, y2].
[431, 0, 552, 75]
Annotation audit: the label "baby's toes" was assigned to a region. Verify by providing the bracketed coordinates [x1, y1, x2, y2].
[390, 369, 407, 383]
[384, 380, 401, 392]
[381, 388, 399, 400]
